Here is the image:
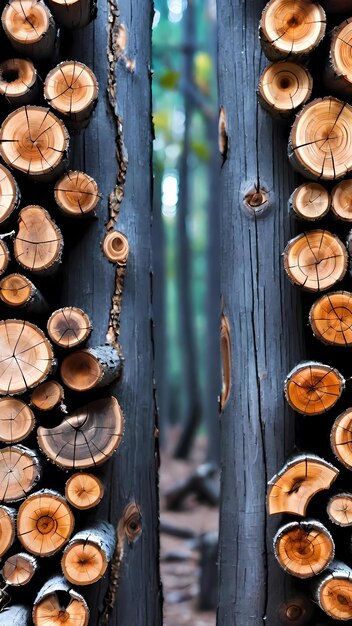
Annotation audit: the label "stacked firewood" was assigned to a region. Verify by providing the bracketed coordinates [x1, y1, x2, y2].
[0, 1, 126, 624]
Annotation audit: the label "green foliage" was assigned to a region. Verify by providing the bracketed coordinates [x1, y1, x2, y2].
[158, 69, 181, 90]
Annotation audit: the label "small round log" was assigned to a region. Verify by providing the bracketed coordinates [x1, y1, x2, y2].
[0, 241, 10, 276]
[0, 106, 69, 182]
[327, 493, 352, 526]
[285, 361, 344, 415]
[289, 182, 330, 221]
[313, 561, 352, 620]
[331, 408, 352, 469]
[0, 505, 16, 556]
[278, 596, 313, 625]
[47, 307, 91, 348]
[273, 519, 334, 579]
[54, 171, 100, 218]
[0, 445, 40, 503]
[2, 552, 37, 586]
[0, 58, 38, 106]
[0, 163, 20, 225]
[0, 397, 35, 443]
[283, 230, 347, 292]
[289, 97, 352, 180]
[33, 575, 89, 626]
[60, 345, 121, 392]
[46, 0, 94, 29]
[1, 1, 56, 61]
[310, 291, 352, 347]
[14, 206, 63, 275]
[17, 489, 74, 557]
[65, 472, 104, 510]
[258, 61, 312, 117]
[61, 521, 115, 586]
[331, 179, 352, 221]
[30, 380, 64, 411]
[0, 605, 31, 626]
[102, 231, 129, 264]
[37, 396, 123, 470]
[0, 319, 54, 395]
[44, 61, 98, 124]
[260, 0, 326, 62]
[326, 19, 352, 98]
[267, 453, 339, 516]
[0, 274, 47, 313]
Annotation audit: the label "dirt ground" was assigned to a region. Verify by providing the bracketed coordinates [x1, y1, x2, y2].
[160, 431, 218, 626]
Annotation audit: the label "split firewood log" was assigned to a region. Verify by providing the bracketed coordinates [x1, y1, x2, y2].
[0, 274, 47, 313]
[331, 408, 352, 469]
[0, 58, 38, 106]
[47, 307, 91, 348]
[284, 361, 344, 415]
[102, 231, 129, 264]
[17, 489, 74, 556]
[44, 61, 98, 125]
[1, 0, 56, 61]
[0, 605, 31, 626]
[65, 472, 104, 510]
[283, 230, 347, 292]
[33, 575, 89, 626]
[289, 97, 352, 180]
[313, 561, 352, 620]
[278, 596, 313, 626]
[0, 241, 10, 276]
[331, 179, 352, 221]
[54, 171, 100, 218]
[14, 206, 63, 275]
[326, 18, 352, 98]
[327, 493, 352, 526]
[61, 521, 115, 585]
[0, 397, 35, 443]
[0, 163, 20, 225]
[46, 0, 95, 29]
[257, 61, 312, 117]
[309, 291, 352, 347]
[289, 182, 330, 221]
[0, 106, 69, 182]
[2, 552, 37, 586]
[0, 320, 54, 395]
[0, 505, 16, 556]
[37, 397, 123, 469]
[273, 519, 334, 578]
[30, 380, 64, 411]
[260, 0, 326, 61]
[267, 453, 339, 516]
[60, 346, 121, 391]
[0, 445, 41, 503]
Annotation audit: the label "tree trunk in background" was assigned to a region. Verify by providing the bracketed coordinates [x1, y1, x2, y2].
[217, 1, 305, 623]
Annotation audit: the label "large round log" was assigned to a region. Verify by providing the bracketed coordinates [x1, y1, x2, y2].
[60, 346, 121, 391]
[33, 575, 89, 626]
[47, 307, 91, 348]
[331, 408, 352, 469]
[45, 0, 95, 29]
[313, 561, 352, 620]
[310, 291, 352, 347]
[44, 61, 98, 124]
[1, 0, 56, 61]
[14, 206, 63, 275]
[285, 361, 345, 415]
[273, 520, 334, 578]
[0, 58, 38, 106]
[0, 445, 41, 503]
[54, 171, 100, 218]
[65, 472, 104, 510]
[0, 163, 20, 225]
[0, 505, 16, 556]
[37, 397, 124, 470]
[61, 521, 115, 586]
[2, 552, 37, 586]
[257, 61, 312, 117]
[0, 397, 35, 443]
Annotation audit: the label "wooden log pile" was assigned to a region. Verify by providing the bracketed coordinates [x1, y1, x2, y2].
[259, 0, 352, 621]
[0, 0, 127, 620]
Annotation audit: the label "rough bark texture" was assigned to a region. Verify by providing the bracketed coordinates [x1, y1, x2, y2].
[217, 0, 304, 623]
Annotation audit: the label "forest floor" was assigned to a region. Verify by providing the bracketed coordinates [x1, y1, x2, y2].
[160, 431, 218, 626]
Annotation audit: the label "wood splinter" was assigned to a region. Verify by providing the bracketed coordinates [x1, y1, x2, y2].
[33, 575, 89, 626]
[331, 408, 352, 470]
[103, 231, 129, 264]
[61, 521, 115, 586]
[30, 380, 64, 412]
[44, 61, 98, 125]
[60, 345, 121, 391]
[289, 183, 330, 221]
[313, 561, 352, 621]
[47, 307, 91, 348]
[310, 291, 352, 347]
[0, 274, 47, 313]
[0, 397, 35, 443]
[0, 163, 20, 225]
[2, 0, 57, 61]
[285, 361, 344, 415]
[0, 445, 41, 503]
[327, 493, 352, 527]
[54, 171, 100, 218]
[0, 58, 38, 106]
[267, 454, 339, 516]
[14, 206, 63, 275]
[46, 0, 95, 29]
[258, 61, 312, 117]
[2, 552, 37, 586]
[66, 472, 104, 510]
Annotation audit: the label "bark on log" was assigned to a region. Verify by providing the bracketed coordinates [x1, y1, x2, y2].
[331, 408, 352, 469]
[47, 307, 91, 348]
[61, 521, 115, 586]
[331, 179, 352, 221]
[1, 1, 56, 61]
[54, 171, 100, 218]
[65, 472, 104, 510]
[2, 552, 37, 586]
[46, 0, 95, 29]
[0, 445, 41, 502]
[327, 493, 352, 526]
[37, 396, 123, 469]
[102, 231, 129, 264]
[0, 274, 47, 313]
[257, 61, 312, 117]
[60, 345, 121, 391]
[30, 380, 64, 411]
[0, 58, 38, 106]
[0, 163, 20, 225]
[44, 61, 98, 125]
[17, 489, 74, 556]
[284, 361, 345, 415]
[289, 183, 330, 221]
[0, 397, 35, 443]
[309, 291, 352, 346]
[313, 561, 352, 620]
[14, 206, 63, 275]
[326, 19, 352, 98]
[0, 605, 31, 625]
[0, 240, 9, 276]
[0, 505, 16, 556]
[273, 519, 334, 578]
[33, 575, 89, 626]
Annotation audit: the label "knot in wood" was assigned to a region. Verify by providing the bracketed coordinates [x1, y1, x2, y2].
[243, 185, 271, 217]
[286, 604, 302, 621]
[121, 503, 142, 544]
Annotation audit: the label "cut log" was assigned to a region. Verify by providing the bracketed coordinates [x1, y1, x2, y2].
[30, 380, 64, 411]
[0, 58, 38, 106]
[309, 291, 352, 347]
[0, 445, 41, 502]
[331, 179, 352, 221]
[33, 575, 89, 626]
[267, 453, 339, 516]
[44, 61, 98, 124]
[14, 206, 63, 274]
[37, 396, 123, 469]
[0, 397, 35, 443]
[0, 274, 47, 313]
[220, 313, 231, 410]
[273, 519, 334, 578]
[1, 0, 56, 61]
[60, 345, 121, 391]
[17, 489, 74, 556]
[61, 521, 115, 586]
[102, 231, 129, 264]
[54, 171, 100, 218]
[289, 97, 352, 180]
[0, 163, 20, 225]
[313, 561, 352, 620]
[258, 61, 312, 117]
[260, 0, 326, 62]
[2, 552, 37, 586]
[65, 472, 104, 510]
[331, 408, 352, 469]
[289, 182, 330, 221]
[0, 241, 10, 276]
[0, 106, 69, 182]
[327, 493, 352, 526]
[0, 605, 31, 626]
[0, 505, 16, 556]
[283, 230, 347, 292]
[46, 0, 95, 29]
[284, 361, 344, 415]
[47, 307, 91, 348]
[326, 19, 352, 98]
[0, 319, 54, 394]
[278, 596, 313, 625]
